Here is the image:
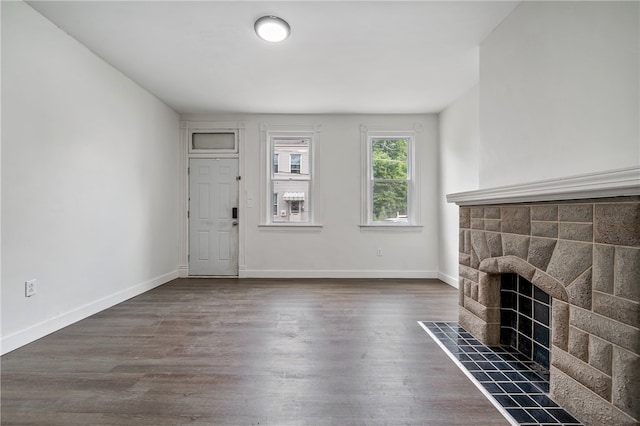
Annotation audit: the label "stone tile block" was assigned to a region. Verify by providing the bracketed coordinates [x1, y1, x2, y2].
[497, 256, 536, 281]
[589, 335, 613, 375]
[566, 268, 592, 310]
[485, 232, 503, 258]
[484, 219, 501, 232]
[551, 367, 638, 426]
[532, 269, 568, 302]
[478, 273, 500, 307]
[502, 234, 530, 259]
[594, 244, 615, 294]
[471, 207, 484, 218]
[552, 347, 612, 400]
[460, 265, 479, 282]
[570, 306, 640, 354]
[595, 203, 640, 247]
[478, 257, 499, 274]
[464, 296, 500, 323]
[471, 218, 484, 230]
[593, 291, 640, 328]
[459, 252, 471, 267]
[502, 206, 531, 235]
[459, 307, 499, 346]
[459, 283, 465, 306]
[559, 204, 594, 222]
[612, 346, 640, 420]
[568, 326, 590, 362]
[614, 246, 640, 303]
[464, 295, 485, 319]
[559, 222, 594, 242]
[527, 237, 557, 271]
[546, 240, 593, 286]
[471, 231, 490, 261]
[460, 208, 470, 229]
[531, 221, 559, 238]
[553, 300, 570, 351]
[471, 249, 480, 269]
[471, 282, 478, 301]
[484, 207, 501, 219]
[463, 279, 471, 297]
[532, 204, 558, 221]
[462, 230, 472, 255]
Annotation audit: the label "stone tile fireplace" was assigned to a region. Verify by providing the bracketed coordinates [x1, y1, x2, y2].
[448, 168, 640, 426]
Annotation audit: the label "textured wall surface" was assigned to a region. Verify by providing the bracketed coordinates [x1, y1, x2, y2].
[458, 197, 639, 426]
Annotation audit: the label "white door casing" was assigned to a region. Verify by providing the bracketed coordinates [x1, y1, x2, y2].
[189, 158, 239, 276]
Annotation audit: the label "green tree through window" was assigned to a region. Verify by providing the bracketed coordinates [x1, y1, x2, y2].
[371, 138, 408, 221]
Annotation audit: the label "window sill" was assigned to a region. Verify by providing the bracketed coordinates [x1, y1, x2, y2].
[359, 224, 423, 232]
[259, 224, 323, 231]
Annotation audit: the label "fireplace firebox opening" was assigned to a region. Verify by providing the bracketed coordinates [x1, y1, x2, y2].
[500, 274, 551, 372]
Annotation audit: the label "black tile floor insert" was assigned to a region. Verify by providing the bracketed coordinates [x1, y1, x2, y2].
[418, 321, 582, 426]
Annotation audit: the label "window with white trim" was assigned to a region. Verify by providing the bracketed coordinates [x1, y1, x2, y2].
[262, 124, 320, 225]
[362, 128, 417, 226]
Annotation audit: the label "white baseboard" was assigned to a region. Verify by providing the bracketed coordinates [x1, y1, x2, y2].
[177, 265, 189, 277]
[243, 269, 438, 279]
[0, 270, 178, 356]
[438, 272, 459, 288]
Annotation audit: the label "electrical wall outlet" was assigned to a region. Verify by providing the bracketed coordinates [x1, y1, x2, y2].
[377, 248, 383, 256]
[25, 279, 37, 297]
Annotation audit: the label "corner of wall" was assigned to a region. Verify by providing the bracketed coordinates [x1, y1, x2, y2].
[1, 270, 178, 355]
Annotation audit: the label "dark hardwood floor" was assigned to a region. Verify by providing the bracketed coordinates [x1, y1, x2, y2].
[1, 278, 509, 425]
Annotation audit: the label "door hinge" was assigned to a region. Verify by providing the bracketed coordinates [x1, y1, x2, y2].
[187, 167, 190, 175]
[187, 211, 190, 218]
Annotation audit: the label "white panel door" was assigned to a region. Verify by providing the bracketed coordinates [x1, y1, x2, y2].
[189, 158, 239, 276]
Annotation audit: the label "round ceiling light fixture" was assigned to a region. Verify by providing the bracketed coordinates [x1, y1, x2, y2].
[254, 15, 290, 43]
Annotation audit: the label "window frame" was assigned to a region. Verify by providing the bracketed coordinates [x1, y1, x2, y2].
[188, 128, 238, 155]
[261, 124, 322, 227]
[360, 125, 420, 228]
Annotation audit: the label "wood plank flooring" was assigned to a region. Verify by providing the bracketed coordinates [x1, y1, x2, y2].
[1, 278, 509, 425]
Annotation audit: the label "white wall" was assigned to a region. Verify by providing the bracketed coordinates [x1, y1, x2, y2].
[182, 113, 440, 278]
[1, 2, 180, 354]
[438, 86, 480, 287]
[479, 1, 639, 188]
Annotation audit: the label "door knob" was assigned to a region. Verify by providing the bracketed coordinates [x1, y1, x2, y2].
[232, 221, 238, 226]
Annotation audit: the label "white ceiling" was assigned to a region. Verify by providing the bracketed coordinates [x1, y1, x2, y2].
[28, 1, 518, 115]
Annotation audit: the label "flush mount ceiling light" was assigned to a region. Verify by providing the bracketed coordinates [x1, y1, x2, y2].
[254, 15, 290, 43]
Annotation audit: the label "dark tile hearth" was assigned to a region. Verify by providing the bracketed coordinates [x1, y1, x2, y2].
[419, 321, 582, 426]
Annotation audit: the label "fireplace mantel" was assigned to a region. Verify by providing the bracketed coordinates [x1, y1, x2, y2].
[447, 166, 640, 206]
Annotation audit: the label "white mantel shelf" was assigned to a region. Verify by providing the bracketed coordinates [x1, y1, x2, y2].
[447, 166, 640, 206]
